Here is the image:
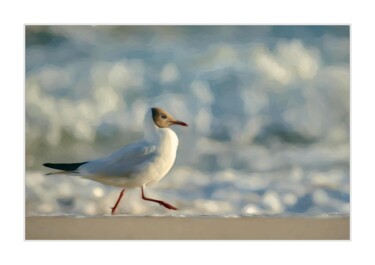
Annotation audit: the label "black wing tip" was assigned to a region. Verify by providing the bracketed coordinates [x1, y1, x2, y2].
[43, 162, 87, 171]
[43, 162, 53, 169]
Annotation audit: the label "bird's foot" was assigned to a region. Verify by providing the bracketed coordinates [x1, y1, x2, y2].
[159, 201, 178, 210]
[141, 187, 177, 210]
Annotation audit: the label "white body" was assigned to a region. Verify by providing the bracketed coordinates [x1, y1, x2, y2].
[77, 109, 179, 188]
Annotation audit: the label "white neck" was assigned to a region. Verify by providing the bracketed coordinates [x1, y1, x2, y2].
[143, 109, 179, 149]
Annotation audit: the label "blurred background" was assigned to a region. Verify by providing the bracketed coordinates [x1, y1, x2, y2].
[25, 25, 349, 217]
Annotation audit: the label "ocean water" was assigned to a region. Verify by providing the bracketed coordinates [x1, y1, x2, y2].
[25, 26, 349, 217]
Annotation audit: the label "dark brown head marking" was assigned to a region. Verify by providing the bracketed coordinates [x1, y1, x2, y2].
[151, 107, 188, 128]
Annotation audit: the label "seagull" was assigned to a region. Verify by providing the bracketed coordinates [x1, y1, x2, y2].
[43, 107, 188, 215]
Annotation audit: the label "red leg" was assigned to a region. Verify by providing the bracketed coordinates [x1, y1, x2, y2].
[141, 186, 177, 210]
[110, 189, 125, 215]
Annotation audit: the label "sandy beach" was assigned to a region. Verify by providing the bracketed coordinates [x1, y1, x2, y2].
[26, 216, 349, 240]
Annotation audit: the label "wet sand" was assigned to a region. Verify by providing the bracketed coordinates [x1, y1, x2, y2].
[25, 216, 349, 240]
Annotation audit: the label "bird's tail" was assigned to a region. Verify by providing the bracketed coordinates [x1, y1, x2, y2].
[43, 162, 87, 175]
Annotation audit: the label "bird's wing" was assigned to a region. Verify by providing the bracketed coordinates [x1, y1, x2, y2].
[79, 140, 157, 177]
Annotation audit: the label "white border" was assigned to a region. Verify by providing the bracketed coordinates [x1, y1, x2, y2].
[3, 0, 374, 264]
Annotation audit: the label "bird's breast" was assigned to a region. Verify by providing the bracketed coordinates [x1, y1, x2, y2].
[158, 128, 179, 164]
[148, 128, 179, 182]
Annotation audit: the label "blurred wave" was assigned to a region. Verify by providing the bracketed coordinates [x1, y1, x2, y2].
[25, 26, 349, 216]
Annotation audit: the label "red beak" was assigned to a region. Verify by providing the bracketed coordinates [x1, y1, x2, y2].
[172, 120, 188, 127]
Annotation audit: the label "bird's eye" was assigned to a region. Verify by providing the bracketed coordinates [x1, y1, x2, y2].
[161, 115, 167, 119]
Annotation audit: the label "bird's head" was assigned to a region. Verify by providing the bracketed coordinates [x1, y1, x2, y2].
[151, 107, 188, 128]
